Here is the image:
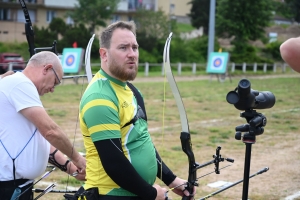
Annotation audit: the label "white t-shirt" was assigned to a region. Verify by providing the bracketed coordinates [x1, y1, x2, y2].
[0, 72, 50, 181]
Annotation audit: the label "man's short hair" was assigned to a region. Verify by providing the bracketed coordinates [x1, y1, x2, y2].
[100, 21, 137, 49]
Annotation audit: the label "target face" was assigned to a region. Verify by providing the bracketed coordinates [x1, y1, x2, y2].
[206, 52, 229, 74]
[213, 58, 222, 68]
[65, 54, 75, 66]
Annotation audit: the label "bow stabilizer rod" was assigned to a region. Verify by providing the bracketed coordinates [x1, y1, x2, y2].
[198, 167, 269, 200]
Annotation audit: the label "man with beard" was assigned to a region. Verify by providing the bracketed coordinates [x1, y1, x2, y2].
[79, 21, 196, 200]
[280, 37, 300, 73]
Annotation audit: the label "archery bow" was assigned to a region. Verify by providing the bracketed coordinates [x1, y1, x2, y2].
[19, 0, 35, 57]
[163, 33, 199, 200]
[85, 34, 95, 83]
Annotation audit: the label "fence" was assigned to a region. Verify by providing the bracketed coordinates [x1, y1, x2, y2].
[1, 62, 294, 76]
[134, 62, 293, 76]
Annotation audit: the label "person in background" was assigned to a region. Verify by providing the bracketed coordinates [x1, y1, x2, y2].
[79, 21, 196, 200]
[0, 51, 86, 200]
[280, 37, 300, 73]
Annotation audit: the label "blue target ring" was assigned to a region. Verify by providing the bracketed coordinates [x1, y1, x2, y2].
[65, 54, 75, 66]
[213, 58, 222, 68]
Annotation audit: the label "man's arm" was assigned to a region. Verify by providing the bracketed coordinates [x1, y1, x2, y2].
[20, 106, 86, 172]
[94, 139, 158, 199]
[280, 37, 300, 73]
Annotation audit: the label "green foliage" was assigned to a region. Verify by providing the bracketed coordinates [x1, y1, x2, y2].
[262, 41, 284, 61]
[283, 0, 300, 23]
[48, 17, 67, 36]
[0, 42, 30, 60]
[170, 37, 206, 63]
[176, 23, 195, 33]
[56, 24, 91, 53]
[188, 0, 210, 34]
[33, 26, 57, 51]
[68, 0, 119, 33]
[272, 0, 294, 21]
[135, 8, 171, 39]
[139, 48, 160, 64]
[229, 44, 273, 63]
[216, 0, 273, 43]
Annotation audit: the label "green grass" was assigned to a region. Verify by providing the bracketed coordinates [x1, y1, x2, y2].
[176, 22, 195, 33]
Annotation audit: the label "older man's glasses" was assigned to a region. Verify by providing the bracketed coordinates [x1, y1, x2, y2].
[51, 67, 61, 86]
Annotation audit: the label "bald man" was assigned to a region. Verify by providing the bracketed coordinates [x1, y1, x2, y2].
[0, 51, 86, 200]
[280, 37, 300, 73]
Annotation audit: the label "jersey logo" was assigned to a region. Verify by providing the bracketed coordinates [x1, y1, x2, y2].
[121, 101, 130, 108]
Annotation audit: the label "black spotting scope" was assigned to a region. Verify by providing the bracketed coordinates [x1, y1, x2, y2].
[226, 79, 275, 110]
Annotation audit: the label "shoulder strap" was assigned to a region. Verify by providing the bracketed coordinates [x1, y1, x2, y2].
[127, 82, 147, 121]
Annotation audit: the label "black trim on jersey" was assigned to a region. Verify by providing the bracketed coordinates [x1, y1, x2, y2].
[127, 82, 147, 121]
[121, 82, 148, 129]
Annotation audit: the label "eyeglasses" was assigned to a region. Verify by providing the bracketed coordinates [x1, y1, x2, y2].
[51, 67, 61, 86]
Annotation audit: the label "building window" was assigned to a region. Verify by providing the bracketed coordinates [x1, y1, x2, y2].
[17, 9, 36, 23]
[66, 16, 74, 25]
[170, 3, 175, 15]
[0, 9, 11, 21]
[46, 10, 56, 23]
[112, 15, 120, 23]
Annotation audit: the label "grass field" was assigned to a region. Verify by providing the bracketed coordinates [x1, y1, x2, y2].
[36, 73, 300, 200]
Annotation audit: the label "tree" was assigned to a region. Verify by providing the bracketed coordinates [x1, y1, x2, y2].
[33, 26, 57, 50]
[282, 0, 300, 23]
[57, 23, 91, 52]
[216, 0, 273, 52]
[188, 0, 210, 35]
[134, 8, 172, 56]
[135, 8, 171, 40]
[68, 0, 119, 34]
[48, 17, 67, 36]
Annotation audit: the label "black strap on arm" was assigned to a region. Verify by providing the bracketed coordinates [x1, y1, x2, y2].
[48, 149, 70, 172]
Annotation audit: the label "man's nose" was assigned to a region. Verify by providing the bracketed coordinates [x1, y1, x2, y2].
[127, 48, 137, 57]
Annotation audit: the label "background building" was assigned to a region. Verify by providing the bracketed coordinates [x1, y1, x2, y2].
[0, 0, 191, 43]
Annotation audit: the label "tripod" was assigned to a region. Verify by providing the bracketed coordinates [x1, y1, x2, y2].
[235, 109, 267, 200]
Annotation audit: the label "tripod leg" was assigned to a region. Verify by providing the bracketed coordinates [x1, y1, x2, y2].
[242, 143, 252, 200]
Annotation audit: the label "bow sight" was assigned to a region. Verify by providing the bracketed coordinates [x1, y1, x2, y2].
[226, 78, 275, 200]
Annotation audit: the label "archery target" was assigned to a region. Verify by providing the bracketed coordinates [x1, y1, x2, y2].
[61, 48, 84, 74]
[206, 52, 229, 74]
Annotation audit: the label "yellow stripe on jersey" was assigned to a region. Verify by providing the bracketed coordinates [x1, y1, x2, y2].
[81, 99, 118, 115]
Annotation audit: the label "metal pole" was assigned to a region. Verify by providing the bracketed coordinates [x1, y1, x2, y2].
[207, 0, 216, 61]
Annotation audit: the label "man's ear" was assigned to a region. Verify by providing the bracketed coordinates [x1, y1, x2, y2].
[42, 64, 52, 75]
[99, 48, 107, 61]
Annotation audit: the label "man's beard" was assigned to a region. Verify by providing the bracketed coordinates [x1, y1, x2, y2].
[109, 58, 138, 81]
